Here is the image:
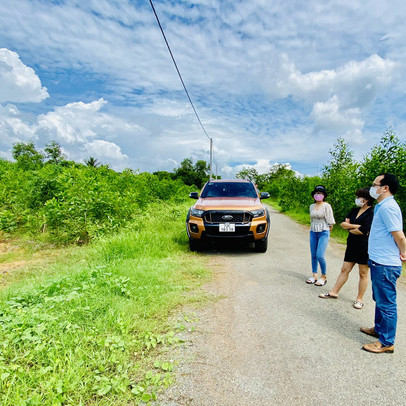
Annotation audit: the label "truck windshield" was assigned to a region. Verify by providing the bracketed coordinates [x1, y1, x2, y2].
[201, 182, 258, 198]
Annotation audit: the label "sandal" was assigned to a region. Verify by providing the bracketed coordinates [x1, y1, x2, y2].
[306, 277, 316, 284]
[319, 292, 338, 299]
[315, 278, 327, 286]
[353, 301, 364, 309]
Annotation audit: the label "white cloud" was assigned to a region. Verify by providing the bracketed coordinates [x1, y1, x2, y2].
[0, 97, 132, 168]
[144, 99, 191, 118]
[264, 54, 399, 139]
[34, 99, 134, 167]
[0, 104, 36, 150]
[36, 99, 108, 144]
[0, 1, 406, 175]
[267, 54, 399, 105]
[311, 96, 364, 134]
[0, 48, 49, 103]
[86, 140, 128, 161]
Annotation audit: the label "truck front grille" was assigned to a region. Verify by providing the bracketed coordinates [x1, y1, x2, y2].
[203, 211, 252, 224]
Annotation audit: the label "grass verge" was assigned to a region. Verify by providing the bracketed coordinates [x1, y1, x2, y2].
[0, 202, 210, 405]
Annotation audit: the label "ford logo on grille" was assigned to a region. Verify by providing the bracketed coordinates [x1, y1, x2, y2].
[222, 215, 233, 220]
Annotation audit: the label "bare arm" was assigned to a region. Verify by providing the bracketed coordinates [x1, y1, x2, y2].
[340, 219, 361, 230]
[391, 230, 406, 262]
[349, 228, 363, 235]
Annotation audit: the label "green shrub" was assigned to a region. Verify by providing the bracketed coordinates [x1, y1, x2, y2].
[237, 129, 406, 229]
[0, 162, 194, 244]
[0, 202, 208, 405]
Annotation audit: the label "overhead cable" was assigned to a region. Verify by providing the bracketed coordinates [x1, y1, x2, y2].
[148, 0, 211, 140]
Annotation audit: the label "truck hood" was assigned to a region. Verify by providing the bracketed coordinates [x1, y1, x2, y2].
[194, 197, 262, 210]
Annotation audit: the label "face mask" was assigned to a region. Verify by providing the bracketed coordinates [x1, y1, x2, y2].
[314, 194, 324, 202]
[355, 198, 365, 207]
[369, 186, 380, 199]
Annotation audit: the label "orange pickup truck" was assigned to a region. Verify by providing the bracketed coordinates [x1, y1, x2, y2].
[186, 179, 270, 252]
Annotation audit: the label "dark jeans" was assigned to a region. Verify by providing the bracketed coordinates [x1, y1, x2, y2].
[368, 259, 402, 346]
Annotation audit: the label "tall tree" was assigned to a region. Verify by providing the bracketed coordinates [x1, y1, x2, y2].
[173, 158, 209, 188]
[44, 140, 65, 164]
[322, 138, 360, 222]
[153, 170, 173, 180]
[359, 129, 406, 184]
[12, 141, 44, 170]
[359, 129, 406, 228]
[236, 167, 259, 183]
[194, 160, 210, 186]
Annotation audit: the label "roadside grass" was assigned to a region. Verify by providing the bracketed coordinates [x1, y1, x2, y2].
[0, 243, 80, 288]
[0, 202, 210, 405]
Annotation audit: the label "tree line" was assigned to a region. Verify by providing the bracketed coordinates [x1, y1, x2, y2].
[0, 142, 198, 244]
[153, 158, 211, 189]
[237, 130, 406, 229]
[2, 130, 404, 244]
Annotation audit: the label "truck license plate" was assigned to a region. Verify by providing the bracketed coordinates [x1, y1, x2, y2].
[219, 223, 235, 232]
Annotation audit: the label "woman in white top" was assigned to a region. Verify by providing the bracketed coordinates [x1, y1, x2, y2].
[306, 185, 335, 286]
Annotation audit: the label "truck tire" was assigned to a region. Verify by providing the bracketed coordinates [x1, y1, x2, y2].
[189, 239, 202, 252]
[254, 237, 268, 253]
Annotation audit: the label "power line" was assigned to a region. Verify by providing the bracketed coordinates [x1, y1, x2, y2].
[148, 0, 211, 141]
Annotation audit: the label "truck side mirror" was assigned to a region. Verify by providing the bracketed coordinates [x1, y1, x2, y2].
[189, 192, 199, 199]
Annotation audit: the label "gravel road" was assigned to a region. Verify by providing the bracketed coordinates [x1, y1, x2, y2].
[159, 206, 406, 405]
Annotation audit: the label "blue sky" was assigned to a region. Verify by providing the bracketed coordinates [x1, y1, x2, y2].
[0, 0, 405, 177]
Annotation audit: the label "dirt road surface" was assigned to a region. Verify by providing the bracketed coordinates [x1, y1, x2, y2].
[159, 207, 406, 405]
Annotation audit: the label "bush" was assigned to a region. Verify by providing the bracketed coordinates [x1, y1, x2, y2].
[237, 130, 406, 230]
[0, 162, 194, 244]
[0, 201, 208, 404]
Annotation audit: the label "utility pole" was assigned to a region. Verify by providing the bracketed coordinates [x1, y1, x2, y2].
[209, 138, 213, 180]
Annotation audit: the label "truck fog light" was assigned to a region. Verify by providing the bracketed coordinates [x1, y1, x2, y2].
[256, 224, 266, 233]
[190, 223, 199, 233]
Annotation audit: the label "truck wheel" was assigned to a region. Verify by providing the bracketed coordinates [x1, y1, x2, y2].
[189, 239, 202, 252]
[254, 237, 268, 253]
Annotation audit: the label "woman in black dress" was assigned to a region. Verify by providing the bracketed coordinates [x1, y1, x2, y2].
[319, 188, 374, 309]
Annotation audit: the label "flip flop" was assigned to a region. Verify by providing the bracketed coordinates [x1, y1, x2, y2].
[319, 292, 337, 299]
[315, 279, 327, 286]
[353, 301, 364, 309]
[306, 277, 316, 284]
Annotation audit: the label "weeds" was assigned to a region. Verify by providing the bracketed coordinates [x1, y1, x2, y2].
[0, 202, 209, 404]
[0, 161, 194, 244]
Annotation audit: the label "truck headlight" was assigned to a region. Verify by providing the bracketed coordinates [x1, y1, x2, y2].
[191, 208, 204, 218]
[251, 209, 265, 218]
